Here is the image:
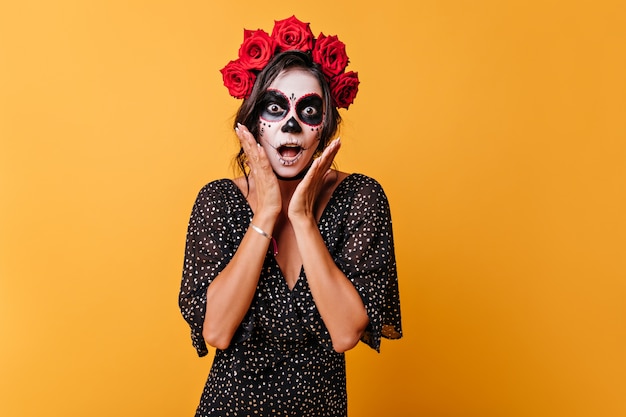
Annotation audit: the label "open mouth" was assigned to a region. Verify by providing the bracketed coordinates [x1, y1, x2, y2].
[277, 144, 304, 165]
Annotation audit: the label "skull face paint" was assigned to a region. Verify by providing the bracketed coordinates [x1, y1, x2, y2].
[259, 90, 324, 128]
[256, 68, 325, 175]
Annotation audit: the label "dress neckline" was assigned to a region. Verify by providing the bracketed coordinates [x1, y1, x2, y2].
[224, 174, 357, 292]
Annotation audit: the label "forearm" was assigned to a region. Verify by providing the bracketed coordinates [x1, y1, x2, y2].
[291, 217, 369, 352]
[203, 214, 276, 349]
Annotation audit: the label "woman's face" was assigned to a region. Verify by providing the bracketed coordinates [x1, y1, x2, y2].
[257, 68, 325, 179]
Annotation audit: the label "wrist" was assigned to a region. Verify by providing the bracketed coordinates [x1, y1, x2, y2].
[249, 222, 279, 257]
[252, 209, 279, 229]
[289, 213, 317, 231]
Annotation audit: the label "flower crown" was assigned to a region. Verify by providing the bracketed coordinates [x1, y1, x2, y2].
[220, 16, 359, 109]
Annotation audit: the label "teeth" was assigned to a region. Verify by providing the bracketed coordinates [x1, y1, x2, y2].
[277, 145, 304, 165]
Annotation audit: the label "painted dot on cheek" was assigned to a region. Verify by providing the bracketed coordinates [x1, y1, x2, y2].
[258, 121, 269, 137]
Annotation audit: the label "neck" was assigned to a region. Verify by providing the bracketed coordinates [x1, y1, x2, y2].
[274, 163, 313, 206]
[277, 174, 301, 201]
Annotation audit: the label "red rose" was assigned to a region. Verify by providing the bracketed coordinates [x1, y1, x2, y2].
[330, 71, 359, 109]
[220, 60, 256, 99]
[238, 29, 276, 71]
[312, 33, 349, 78]
[271, 15, 314, 52]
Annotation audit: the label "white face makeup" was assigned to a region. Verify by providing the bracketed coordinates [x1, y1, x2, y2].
[257, 68, 325, 178]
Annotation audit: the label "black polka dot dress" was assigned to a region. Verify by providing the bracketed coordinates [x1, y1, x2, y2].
[179, 174, 402, 417]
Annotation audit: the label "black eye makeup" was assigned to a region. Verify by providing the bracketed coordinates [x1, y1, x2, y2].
[296, 94, 323, 126]
[259, 90, 289, 122]
[259, 89, 324, 126]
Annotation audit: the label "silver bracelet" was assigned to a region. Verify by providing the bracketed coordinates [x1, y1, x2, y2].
[250, 223, 278, 256]
[250, 223, 272, 240]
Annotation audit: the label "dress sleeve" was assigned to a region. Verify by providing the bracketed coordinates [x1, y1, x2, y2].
[334, 176, 402, 352]
[178, 182, 234, 357]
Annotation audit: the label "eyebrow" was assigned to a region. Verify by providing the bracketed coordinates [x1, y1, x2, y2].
[297, 93, 323, 103]
[264, 89, 289, 102]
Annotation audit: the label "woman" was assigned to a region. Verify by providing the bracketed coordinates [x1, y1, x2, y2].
[179, 16, 402, 416]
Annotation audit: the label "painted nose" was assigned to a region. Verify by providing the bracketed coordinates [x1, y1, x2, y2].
[281, 116, 302, 133]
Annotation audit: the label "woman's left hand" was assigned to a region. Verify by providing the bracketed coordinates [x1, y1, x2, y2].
[288, 138, 341, 222]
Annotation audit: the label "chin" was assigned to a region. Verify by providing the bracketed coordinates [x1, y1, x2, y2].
[273, 158, 313, 180]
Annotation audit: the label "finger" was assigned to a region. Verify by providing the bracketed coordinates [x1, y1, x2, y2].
[235, 123, 256, 149]
[236, 124, 264, 167]
[316, 137, 341, 173]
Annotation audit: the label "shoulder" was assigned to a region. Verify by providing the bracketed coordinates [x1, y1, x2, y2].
[341, 173, 388, 200]
[327, 173, 392, 220]
[194, 178, 239, 200]
[198, 178, 235, 194]
[191, 178, 239, 212]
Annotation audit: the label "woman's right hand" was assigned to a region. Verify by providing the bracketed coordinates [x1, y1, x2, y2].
[202, 124, 281, 350]
[235, 123, 282, 219]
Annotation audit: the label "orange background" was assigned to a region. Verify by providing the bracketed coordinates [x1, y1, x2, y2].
[1, 1, 625, 416]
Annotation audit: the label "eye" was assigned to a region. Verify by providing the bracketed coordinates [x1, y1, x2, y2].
[296, 94, 324, 126]
[259, 90, 290, 122]
[301, 106, 318, 117]
[267, 103, 286, 115]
